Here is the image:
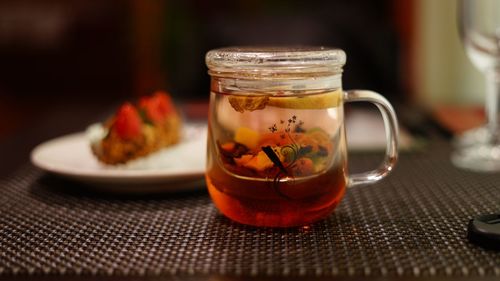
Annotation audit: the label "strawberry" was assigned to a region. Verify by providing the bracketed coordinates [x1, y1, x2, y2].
[139, 91, 174, 124]
[112, 102, 142, 140]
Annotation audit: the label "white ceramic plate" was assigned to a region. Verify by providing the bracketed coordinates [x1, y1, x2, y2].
[30, 123, 207, 193]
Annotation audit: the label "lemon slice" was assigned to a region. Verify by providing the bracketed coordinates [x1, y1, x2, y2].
[227, 90, 342, 112]
[268, 90, 342, 109]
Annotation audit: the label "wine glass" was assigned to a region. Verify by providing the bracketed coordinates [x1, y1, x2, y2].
[452, 0, 500, 172]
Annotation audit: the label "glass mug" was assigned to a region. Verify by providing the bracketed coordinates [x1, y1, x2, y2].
[205, 47, 398, 227]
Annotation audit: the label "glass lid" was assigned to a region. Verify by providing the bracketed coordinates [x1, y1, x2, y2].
[206, 46, 346, 77]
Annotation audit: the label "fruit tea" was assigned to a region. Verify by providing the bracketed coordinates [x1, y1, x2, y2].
[206, 89, 348, 227]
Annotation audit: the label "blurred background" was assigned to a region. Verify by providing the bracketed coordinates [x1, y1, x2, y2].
[0, 0, 486, 140]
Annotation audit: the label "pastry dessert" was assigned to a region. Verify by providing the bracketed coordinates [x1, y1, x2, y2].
[90, 91, 182, 165]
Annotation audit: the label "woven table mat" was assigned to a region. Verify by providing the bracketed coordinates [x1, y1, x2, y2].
[1, 141, 500, 279]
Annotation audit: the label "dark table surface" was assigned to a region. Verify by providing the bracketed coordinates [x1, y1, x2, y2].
[1, 101, 500, 281]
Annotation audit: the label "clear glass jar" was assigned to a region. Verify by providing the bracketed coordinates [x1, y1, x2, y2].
[205, 47, 398, 227]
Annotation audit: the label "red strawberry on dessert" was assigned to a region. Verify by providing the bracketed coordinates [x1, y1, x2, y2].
[113, 103, 142, 140]
[139, 91, 175, 124]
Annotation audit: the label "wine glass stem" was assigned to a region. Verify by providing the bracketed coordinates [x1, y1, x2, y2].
[485, 70, 500, 143]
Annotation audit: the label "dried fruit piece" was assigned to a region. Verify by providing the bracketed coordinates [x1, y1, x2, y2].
[292, 157, 314, 176]
[234, 127, 260, 150]
[228, 95, 269, 113]
[235, 149, 284, 172]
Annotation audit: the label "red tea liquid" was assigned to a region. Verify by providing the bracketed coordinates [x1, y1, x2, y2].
[206, 90, 347, 227]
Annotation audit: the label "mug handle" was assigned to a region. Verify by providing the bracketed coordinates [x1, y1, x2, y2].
[344, 90, 399, 187]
